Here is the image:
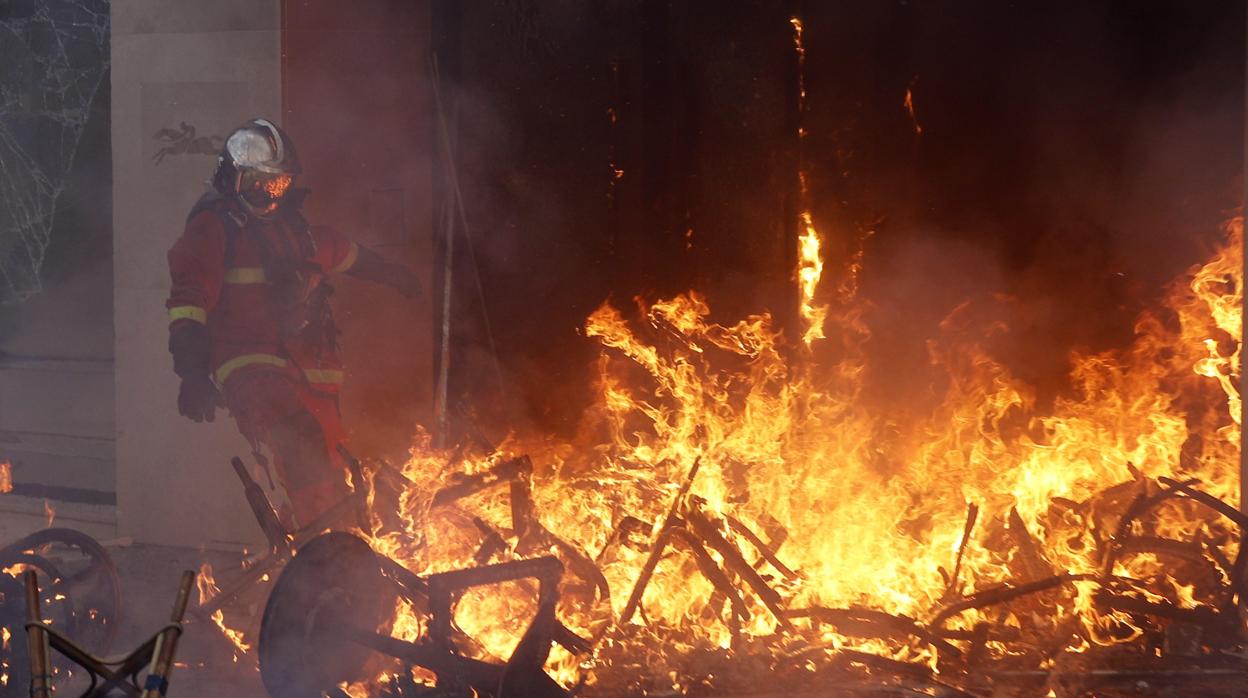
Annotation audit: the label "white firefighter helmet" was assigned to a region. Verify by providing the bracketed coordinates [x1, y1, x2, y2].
[213, 118, 302, 217]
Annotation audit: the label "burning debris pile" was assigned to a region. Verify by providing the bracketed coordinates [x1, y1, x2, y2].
[229, 211, 1241, 698]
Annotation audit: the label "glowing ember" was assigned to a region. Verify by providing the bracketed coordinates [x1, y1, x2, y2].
[789, 17, 807, 127]
[904, 81, 923, 136]
[0, 461, 11, 494]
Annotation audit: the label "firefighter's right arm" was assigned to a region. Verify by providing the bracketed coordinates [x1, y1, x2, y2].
[308, 225, 422, 299]
[166, 213, 226, 422]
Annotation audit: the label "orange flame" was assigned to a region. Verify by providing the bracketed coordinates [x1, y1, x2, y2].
[198, 562, 252, 659]
[0, 461, 11, 494]
[790, 15, 826, 348]
[356, 213, 1242, 692]
[341, 13, 1244, 687]
[797, 211, 827, 347]
[210, 609, 251, 659]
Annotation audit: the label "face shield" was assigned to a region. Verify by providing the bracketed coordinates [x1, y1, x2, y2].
[238, 170, 295, 217]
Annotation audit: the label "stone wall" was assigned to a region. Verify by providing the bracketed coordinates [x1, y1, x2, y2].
[111, 0, 282, 547]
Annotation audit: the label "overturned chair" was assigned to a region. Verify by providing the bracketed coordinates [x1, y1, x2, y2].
[192, 448, 375, 625]
[26, 569, 195, 697]
[259, 531, 592, 698]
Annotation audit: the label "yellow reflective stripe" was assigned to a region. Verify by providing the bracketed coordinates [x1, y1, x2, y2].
[303, 368, 345, 385]
[331, 242, 359, 274]
[224, 267, 267, 284]
[168, 306, 206, 324]
[214, 353, 287, 384]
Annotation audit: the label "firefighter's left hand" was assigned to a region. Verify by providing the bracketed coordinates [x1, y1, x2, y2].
[178, 375, 222, 422]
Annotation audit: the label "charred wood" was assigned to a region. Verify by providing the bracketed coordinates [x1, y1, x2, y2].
[931, 573, 1094, 628]
[619, 457, 702, 625]
[1006, 507, 1053, 583]
[683, 504, 793, 631]
[1158, 477, 1248, 530]
[724, 514, 798, 581]
[1100, 478, 1199, 577]
[667, 527, 750, 639]
[430, 456, 533, 509]
[943, 502, 979, 598]
[784, 606, 961, 659]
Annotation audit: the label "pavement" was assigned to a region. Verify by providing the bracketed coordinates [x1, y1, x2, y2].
[118, 542, 272, 697]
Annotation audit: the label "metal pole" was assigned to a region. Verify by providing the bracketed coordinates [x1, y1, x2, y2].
[431, 54, 457, 449]
[25, 570, 51, 698]
[431, 62, 508, 413]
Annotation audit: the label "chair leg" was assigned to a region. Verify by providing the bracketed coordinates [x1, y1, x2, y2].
[140, 570, 196, 698]
[25, 570, 52, 698]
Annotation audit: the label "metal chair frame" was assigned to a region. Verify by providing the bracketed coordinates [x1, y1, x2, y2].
[26, 569, 194, 698]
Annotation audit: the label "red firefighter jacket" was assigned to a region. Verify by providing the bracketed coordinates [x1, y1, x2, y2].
[166, 195, 359, 393]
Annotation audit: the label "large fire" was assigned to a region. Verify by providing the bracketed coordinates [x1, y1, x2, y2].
[199, 15, 1243, 691]
[199, 209, 1243, 692]
[332, 210, 1243, 693]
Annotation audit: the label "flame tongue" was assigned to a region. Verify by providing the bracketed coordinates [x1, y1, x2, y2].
[198, 562, 252, 659]
[797, 212, 827, 347]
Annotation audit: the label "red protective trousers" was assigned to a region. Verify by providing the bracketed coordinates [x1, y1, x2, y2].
[223, 367, 350, 527]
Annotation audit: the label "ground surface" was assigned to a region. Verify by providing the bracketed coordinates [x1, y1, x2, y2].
[32, 540, 1248, 698]
[88, 542, 268, 697]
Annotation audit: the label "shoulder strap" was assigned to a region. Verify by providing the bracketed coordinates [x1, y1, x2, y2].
[278, 190, 323, 273]
[187, 191, 244, 268]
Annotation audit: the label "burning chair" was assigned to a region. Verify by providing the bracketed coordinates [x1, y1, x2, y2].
[258, 532, 585, 697]
[191, 448, 374, 629]
[207, 376, 1248, 696]
[255, 452, 603, 697]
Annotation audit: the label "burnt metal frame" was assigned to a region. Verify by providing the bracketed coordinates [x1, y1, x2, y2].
[266, 537, 576, 698]
[0, 527, 125, 658]
[25, 570, 194, 698]
[192, 447, 373, 622]
[364, 469, 594, 659]
[377, 555, 569, 697]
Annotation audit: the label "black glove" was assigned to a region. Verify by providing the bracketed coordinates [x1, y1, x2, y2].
[347, 246, 422, 298]
[178, 374, 222, 422]
[169, 320, 220, 422]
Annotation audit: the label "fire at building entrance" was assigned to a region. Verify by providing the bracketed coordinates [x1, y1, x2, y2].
[0, 1, 1245, 697]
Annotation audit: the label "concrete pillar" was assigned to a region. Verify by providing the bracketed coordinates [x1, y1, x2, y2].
[111, 0, 281, 547]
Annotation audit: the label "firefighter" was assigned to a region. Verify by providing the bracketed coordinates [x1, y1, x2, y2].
[165, 118, 420, 527]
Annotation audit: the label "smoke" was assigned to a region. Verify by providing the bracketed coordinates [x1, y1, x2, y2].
[434, 1, 1237, 445]
[820, 0, 1246, 416]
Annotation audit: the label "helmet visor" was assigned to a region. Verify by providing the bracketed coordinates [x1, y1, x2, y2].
[239, 171, 294, 214]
